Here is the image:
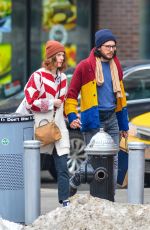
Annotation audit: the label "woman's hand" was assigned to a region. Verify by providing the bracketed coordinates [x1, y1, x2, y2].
[54, 99, 62, 108]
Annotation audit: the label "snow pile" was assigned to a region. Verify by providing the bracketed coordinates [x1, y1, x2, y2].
[23, 194, 150, 230]
[0, 218, 22, 230]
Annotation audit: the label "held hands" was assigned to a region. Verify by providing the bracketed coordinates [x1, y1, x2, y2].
[54, 99, 62, 108]
[120, 130, 128, 139]
[70, 118, 82, 129]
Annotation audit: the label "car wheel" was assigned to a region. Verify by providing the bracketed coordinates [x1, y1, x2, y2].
[67, 130, 86, 176]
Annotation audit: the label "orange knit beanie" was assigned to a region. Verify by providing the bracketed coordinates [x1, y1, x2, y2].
[45, 40, 65, 59]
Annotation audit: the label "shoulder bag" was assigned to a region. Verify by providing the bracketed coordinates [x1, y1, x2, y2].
[35, 72, 62, 146]
[117, 137, 128, 188]
[35, 117, 62, 146]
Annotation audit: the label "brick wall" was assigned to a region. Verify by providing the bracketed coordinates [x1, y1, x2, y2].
[94, 0, 140, 61]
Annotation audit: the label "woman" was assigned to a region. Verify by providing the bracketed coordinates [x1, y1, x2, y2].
[24, 40, 70, 207]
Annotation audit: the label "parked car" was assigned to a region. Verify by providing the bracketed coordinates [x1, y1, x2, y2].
[128, 112, 150, 186]
[123, 63, 150, 119]
[0, 63, 150, 181]
[128, 112, 150, 144]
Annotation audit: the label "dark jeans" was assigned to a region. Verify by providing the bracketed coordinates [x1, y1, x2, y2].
[70, 111, 119, 191]
[53, 151, 69, 203]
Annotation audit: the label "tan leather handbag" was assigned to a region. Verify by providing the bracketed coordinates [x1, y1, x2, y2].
[35, 71, 62, 146]
[35, 119, 62, 146]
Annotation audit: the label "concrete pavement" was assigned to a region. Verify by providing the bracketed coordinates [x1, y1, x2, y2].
[40, 184, 150, 215]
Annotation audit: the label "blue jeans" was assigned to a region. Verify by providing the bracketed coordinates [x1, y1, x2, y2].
[53, 151, 69, 203]
[70, 112, 119, 191]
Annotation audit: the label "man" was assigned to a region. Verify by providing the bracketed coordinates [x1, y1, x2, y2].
[65, 29, 129, 196]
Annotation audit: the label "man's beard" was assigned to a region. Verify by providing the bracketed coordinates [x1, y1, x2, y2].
[94, 49, 116, 60]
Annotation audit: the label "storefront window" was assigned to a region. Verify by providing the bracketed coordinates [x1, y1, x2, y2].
[0, 0, 92, 111]
[140, 0, 150, 58]
[0, 0, 12, 97]
[0, 0, 27, 102]
[42, 0, 77, 67]
[30, 0, 91, 73]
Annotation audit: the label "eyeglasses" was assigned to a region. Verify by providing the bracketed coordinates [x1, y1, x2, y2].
[101, 45, 116, 50]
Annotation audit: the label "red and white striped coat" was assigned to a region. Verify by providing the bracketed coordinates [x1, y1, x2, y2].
[25, 68, 67, 112]
[24, 68, 70, 156]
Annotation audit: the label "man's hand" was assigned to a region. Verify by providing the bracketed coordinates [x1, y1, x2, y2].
[120, 130, 128, 139]
[70, 118, 82, 129]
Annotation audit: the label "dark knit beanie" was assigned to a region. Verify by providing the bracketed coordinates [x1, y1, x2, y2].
[45, 40, 65, 59]
[95, 29, 117, 48]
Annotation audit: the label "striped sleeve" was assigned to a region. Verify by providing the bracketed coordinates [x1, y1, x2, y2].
[64, 64, 82, 119]
[116, 80, 129, 131]
[24, 72, 51, 112]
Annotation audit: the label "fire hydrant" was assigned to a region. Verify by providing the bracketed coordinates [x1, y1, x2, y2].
[79, 128, 118, 201]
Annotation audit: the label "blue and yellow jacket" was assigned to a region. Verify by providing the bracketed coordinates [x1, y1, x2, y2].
[65, 49, 129, 132]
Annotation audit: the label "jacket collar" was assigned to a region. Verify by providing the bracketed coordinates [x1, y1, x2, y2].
[86, 48, 96, 74]
[86, 48, 123, 81]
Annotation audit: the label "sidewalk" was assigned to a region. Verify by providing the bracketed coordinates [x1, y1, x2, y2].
[40, 185, 150, 215]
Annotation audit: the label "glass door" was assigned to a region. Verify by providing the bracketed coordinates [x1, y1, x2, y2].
[0, 0, 27, 103]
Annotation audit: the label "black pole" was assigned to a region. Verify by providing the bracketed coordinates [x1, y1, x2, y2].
[25, 0, 31, 81]
[91, 0, 96, 48]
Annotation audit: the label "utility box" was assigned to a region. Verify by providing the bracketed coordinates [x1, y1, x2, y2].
[0, 113, 34, 223]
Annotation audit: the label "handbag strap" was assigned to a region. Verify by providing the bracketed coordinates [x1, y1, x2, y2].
[38, 70, 61, 119]
[39, 119, 49, 126]
[53, 70, 61, 118]
[55, 69, 61, 98]
[125, 137, 128, 151]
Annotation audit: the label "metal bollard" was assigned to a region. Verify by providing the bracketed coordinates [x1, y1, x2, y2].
[127, 142, 145, 204]
[24, 140, 41, 225]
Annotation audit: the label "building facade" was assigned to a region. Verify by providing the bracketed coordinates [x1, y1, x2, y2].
[0, 0, 149, 105]
[94, 0, 150, 60]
